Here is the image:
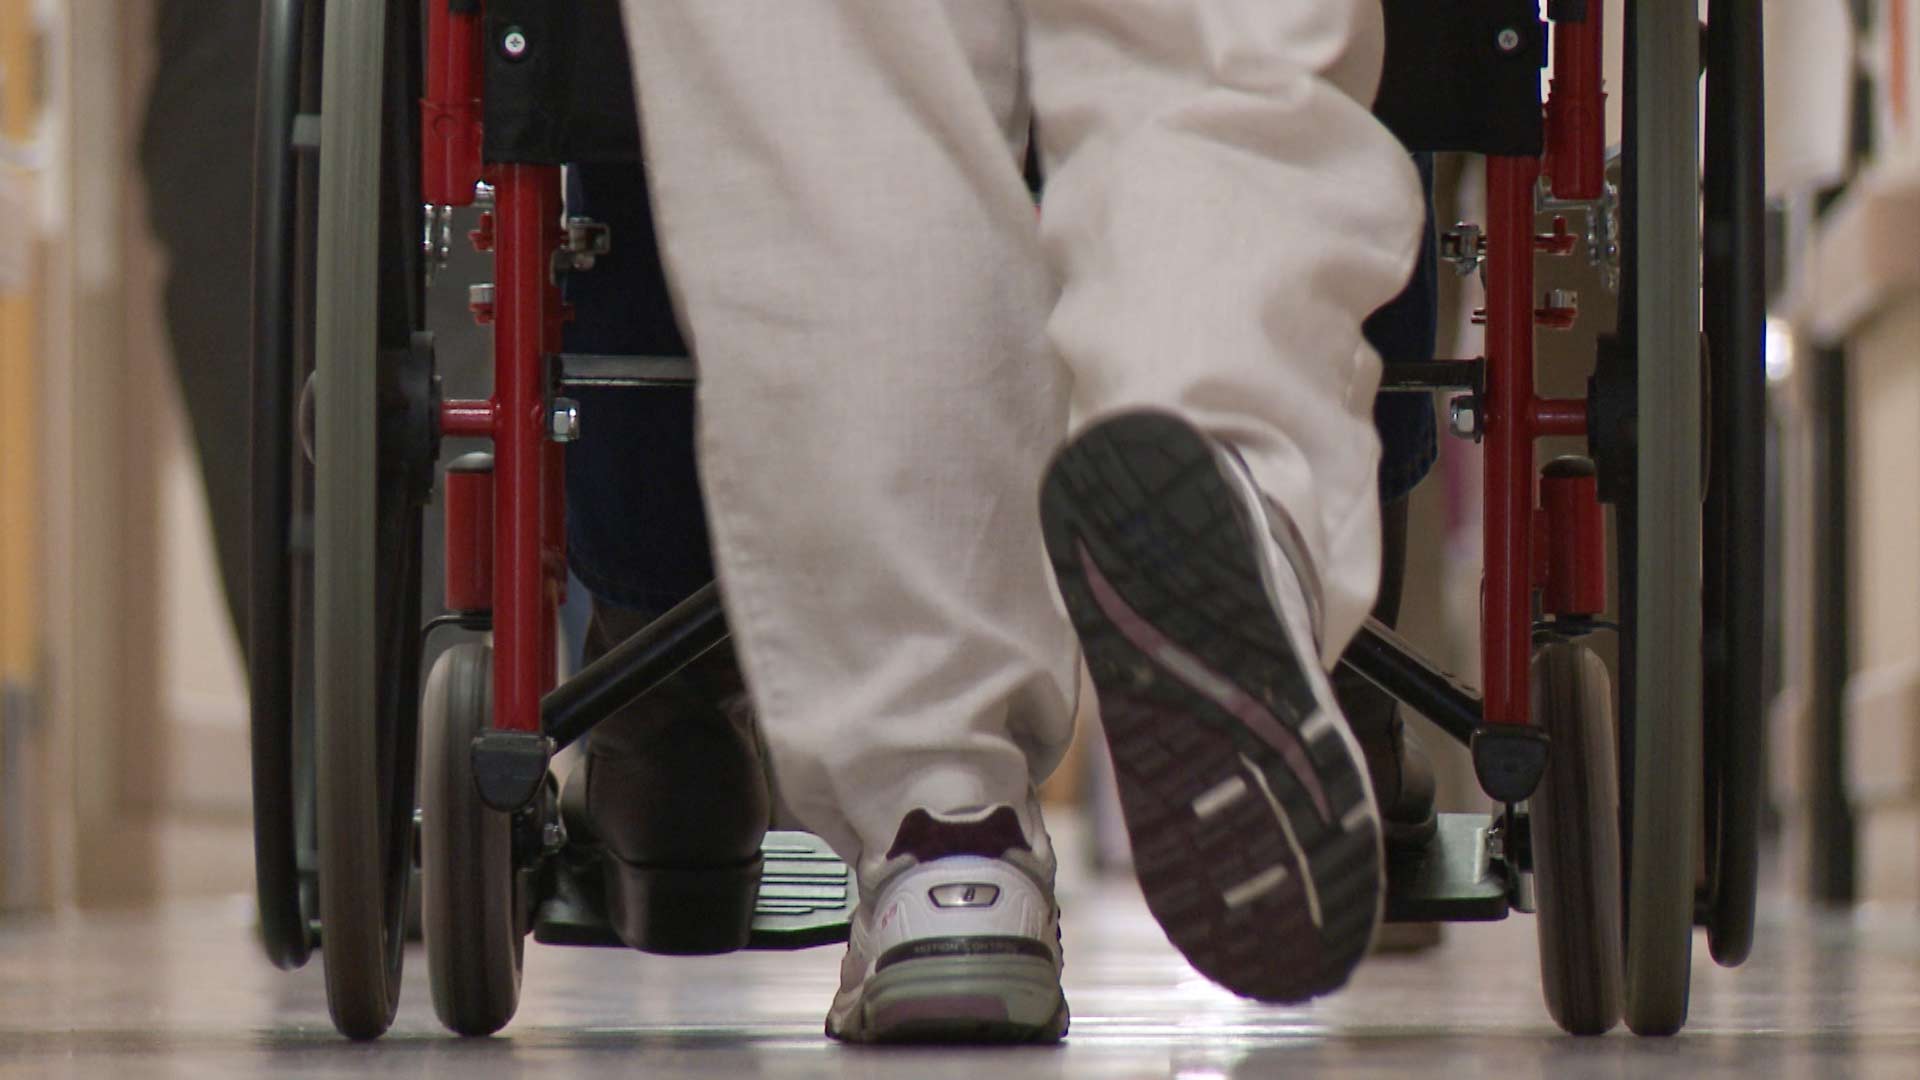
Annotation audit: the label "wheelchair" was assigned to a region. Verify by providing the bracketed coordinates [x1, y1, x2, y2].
[247, 0, 1768, 1043]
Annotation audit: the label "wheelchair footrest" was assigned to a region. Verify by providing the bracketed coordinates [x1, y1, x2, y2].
[529, 830, 854, 952]
[1384, 812, 1512, 923]
[745, 831, 856, 950]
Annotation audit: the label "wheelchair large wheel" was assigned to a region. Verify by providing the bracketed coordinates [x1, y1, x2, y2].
[312, 0, 433, 1040]
[1529, 641, 1624, 1036]
[421, 644, 526, 1037]
[1614, 0, 1705, 1038]
[1699, 0, 1766, 972]
[249, 0, 321, 974]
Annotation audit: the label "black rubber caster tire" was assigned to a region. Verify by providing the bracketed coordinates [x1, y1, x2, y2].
[1531, 641, 1625, 1036]
[421, 644, 527, 1037]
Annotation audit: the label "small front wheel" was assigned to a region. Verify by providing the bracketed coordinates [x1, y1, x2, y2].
[421, 643, 526, 1037]
[1530, 641, 1625, 1036]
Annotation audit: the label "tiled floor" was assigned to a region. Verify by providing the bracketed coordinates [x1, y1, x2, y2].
[4, 872, 1919, 1079]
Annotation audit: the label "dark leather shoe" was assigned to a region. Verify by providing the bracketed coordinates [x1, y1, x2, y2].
[560, 599, 771, 954]
[1333, 497, 1437, 849]
[1335, 666, 1439, 849]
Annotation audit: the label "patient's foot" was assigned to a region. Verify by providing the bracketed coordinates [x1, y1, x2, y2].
[559, 600, 771, 953]
[1040, 409, 1385, 1003]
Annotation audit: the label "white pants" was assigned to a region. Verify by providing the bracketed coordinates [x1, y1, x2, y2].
[616, 0, 1424, 879]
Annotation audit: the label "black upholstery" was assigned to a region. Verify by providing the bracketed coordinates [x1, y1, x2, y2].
[480, 0, 1546, 166]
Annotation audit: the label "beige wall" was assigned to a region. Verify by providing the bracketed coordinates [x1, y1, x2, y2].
[1, 0, 45, 911]
[1789, 155, 1920, 905]
[1843, 297, 1920, 904]
[3, 0, 252, 914]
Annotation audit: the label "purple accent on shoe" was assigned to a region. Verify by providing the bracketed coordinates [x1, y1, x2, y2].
[885, 807, 1031, 863]
[1076, 541, 1334, 824]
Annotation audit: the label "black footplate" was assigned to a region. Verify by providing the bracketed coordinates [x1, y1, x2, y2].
[1385, 812, 1513, 923]
[531, 830, 854, 952]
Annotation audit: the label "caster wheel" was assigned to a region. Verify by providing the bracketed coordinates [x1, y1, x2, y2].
[421, 644, 526, 1037]
[1530, 641, 1625, 1036]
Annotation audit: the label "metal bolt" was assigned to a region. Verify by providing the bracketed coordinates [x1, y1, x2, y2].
[1439, 223, 1484, 277]
[473, 181, 495, 210]
[501, 28, 529, 60]
[542, 820, 567, 853]
[1448, 395, 1481, 441]
[550, 398, 581, 443]
[1496, 27, 1522, 54]
[1545, 288, 1579, 312]
[468, 282, 495, 326]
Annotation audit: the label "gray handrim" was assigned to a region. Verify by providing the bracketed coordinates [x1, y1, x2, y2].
[1530, 643, 1624, 1036]
[315, 0, 399, 1040]
[422, 644, 525, 1037]
[1625, 0, 1703, 1038]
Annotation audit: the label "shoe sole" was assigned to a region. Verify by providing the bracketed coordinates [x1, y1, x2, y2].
[828, 954, 1069, 1045]
[1039, 410, 1383, 1003]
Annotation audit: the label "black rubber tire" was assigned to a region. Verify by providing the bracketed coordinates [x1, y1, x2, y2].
[248, 0, 318, 973]
[313, 0, 427, 1041]
[1530, 642, 1625, 1036]
[1618, 0, 1703, 1038]
[1700, 0, 1765, 971]
[421, 645, 526, 1037]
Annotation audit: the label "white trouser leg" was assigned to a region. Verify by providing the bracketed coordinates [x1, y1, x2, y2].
[1023, 0, 1425, 663]
[617, 1, 1076, 876]
[617, 0, 1423, 877]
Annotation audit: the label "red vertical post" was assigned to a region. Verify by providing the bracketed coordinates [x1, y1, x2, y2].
[491, 164, 564, 733]
[1541, 460, 1608, 618]
[1481, 156, 1542, 729]
[1546, 4, 1606, 201]
[422, 1, 484, 206]
[444, 453, 496, 614]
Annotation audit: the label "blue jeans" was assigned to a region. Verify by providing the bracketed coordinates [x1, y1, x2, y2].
[561, 156, 1437, 612]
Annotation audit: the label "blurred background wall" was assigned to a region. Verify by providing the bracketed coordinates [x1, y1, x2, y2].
[1, 0, 253, 913]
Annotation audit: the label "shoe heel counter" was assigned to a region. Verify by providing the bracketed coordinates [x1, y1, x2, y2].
[869, 859, 1056, 959]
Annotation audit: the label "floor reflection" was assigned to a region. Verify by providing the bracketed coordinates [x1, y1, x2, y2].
[3, 880, 1918, 1078]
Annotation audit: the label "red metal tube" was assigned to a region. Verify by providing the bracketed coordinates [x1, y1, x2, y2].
[1530, 397, 1589, 438]
[1481, 156, 1542, 730]
[491, 165, 565, 734]
[423, 2, 484, 206]
[444, 453, 496, 614]
[1540, 461, 1607, 618]
[1546, 3, 1607, 201]
[440, 399, 497, 438]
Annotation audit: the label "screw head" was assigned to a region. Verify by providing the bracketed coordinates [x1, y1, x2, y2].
[1448, 396, 1481, 441]
[550, 398, 581, 443]
[1496, 27, 1522, 53]
[502, 28, 529, 59]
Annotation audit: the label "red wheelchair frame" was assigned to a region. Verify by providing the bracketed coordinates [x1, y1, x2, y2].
[420, 8, 1614, 800]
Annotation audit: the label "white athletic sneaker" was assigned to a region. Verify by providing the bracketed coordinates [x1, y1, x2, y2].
[825, 806, 1069, 1044]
